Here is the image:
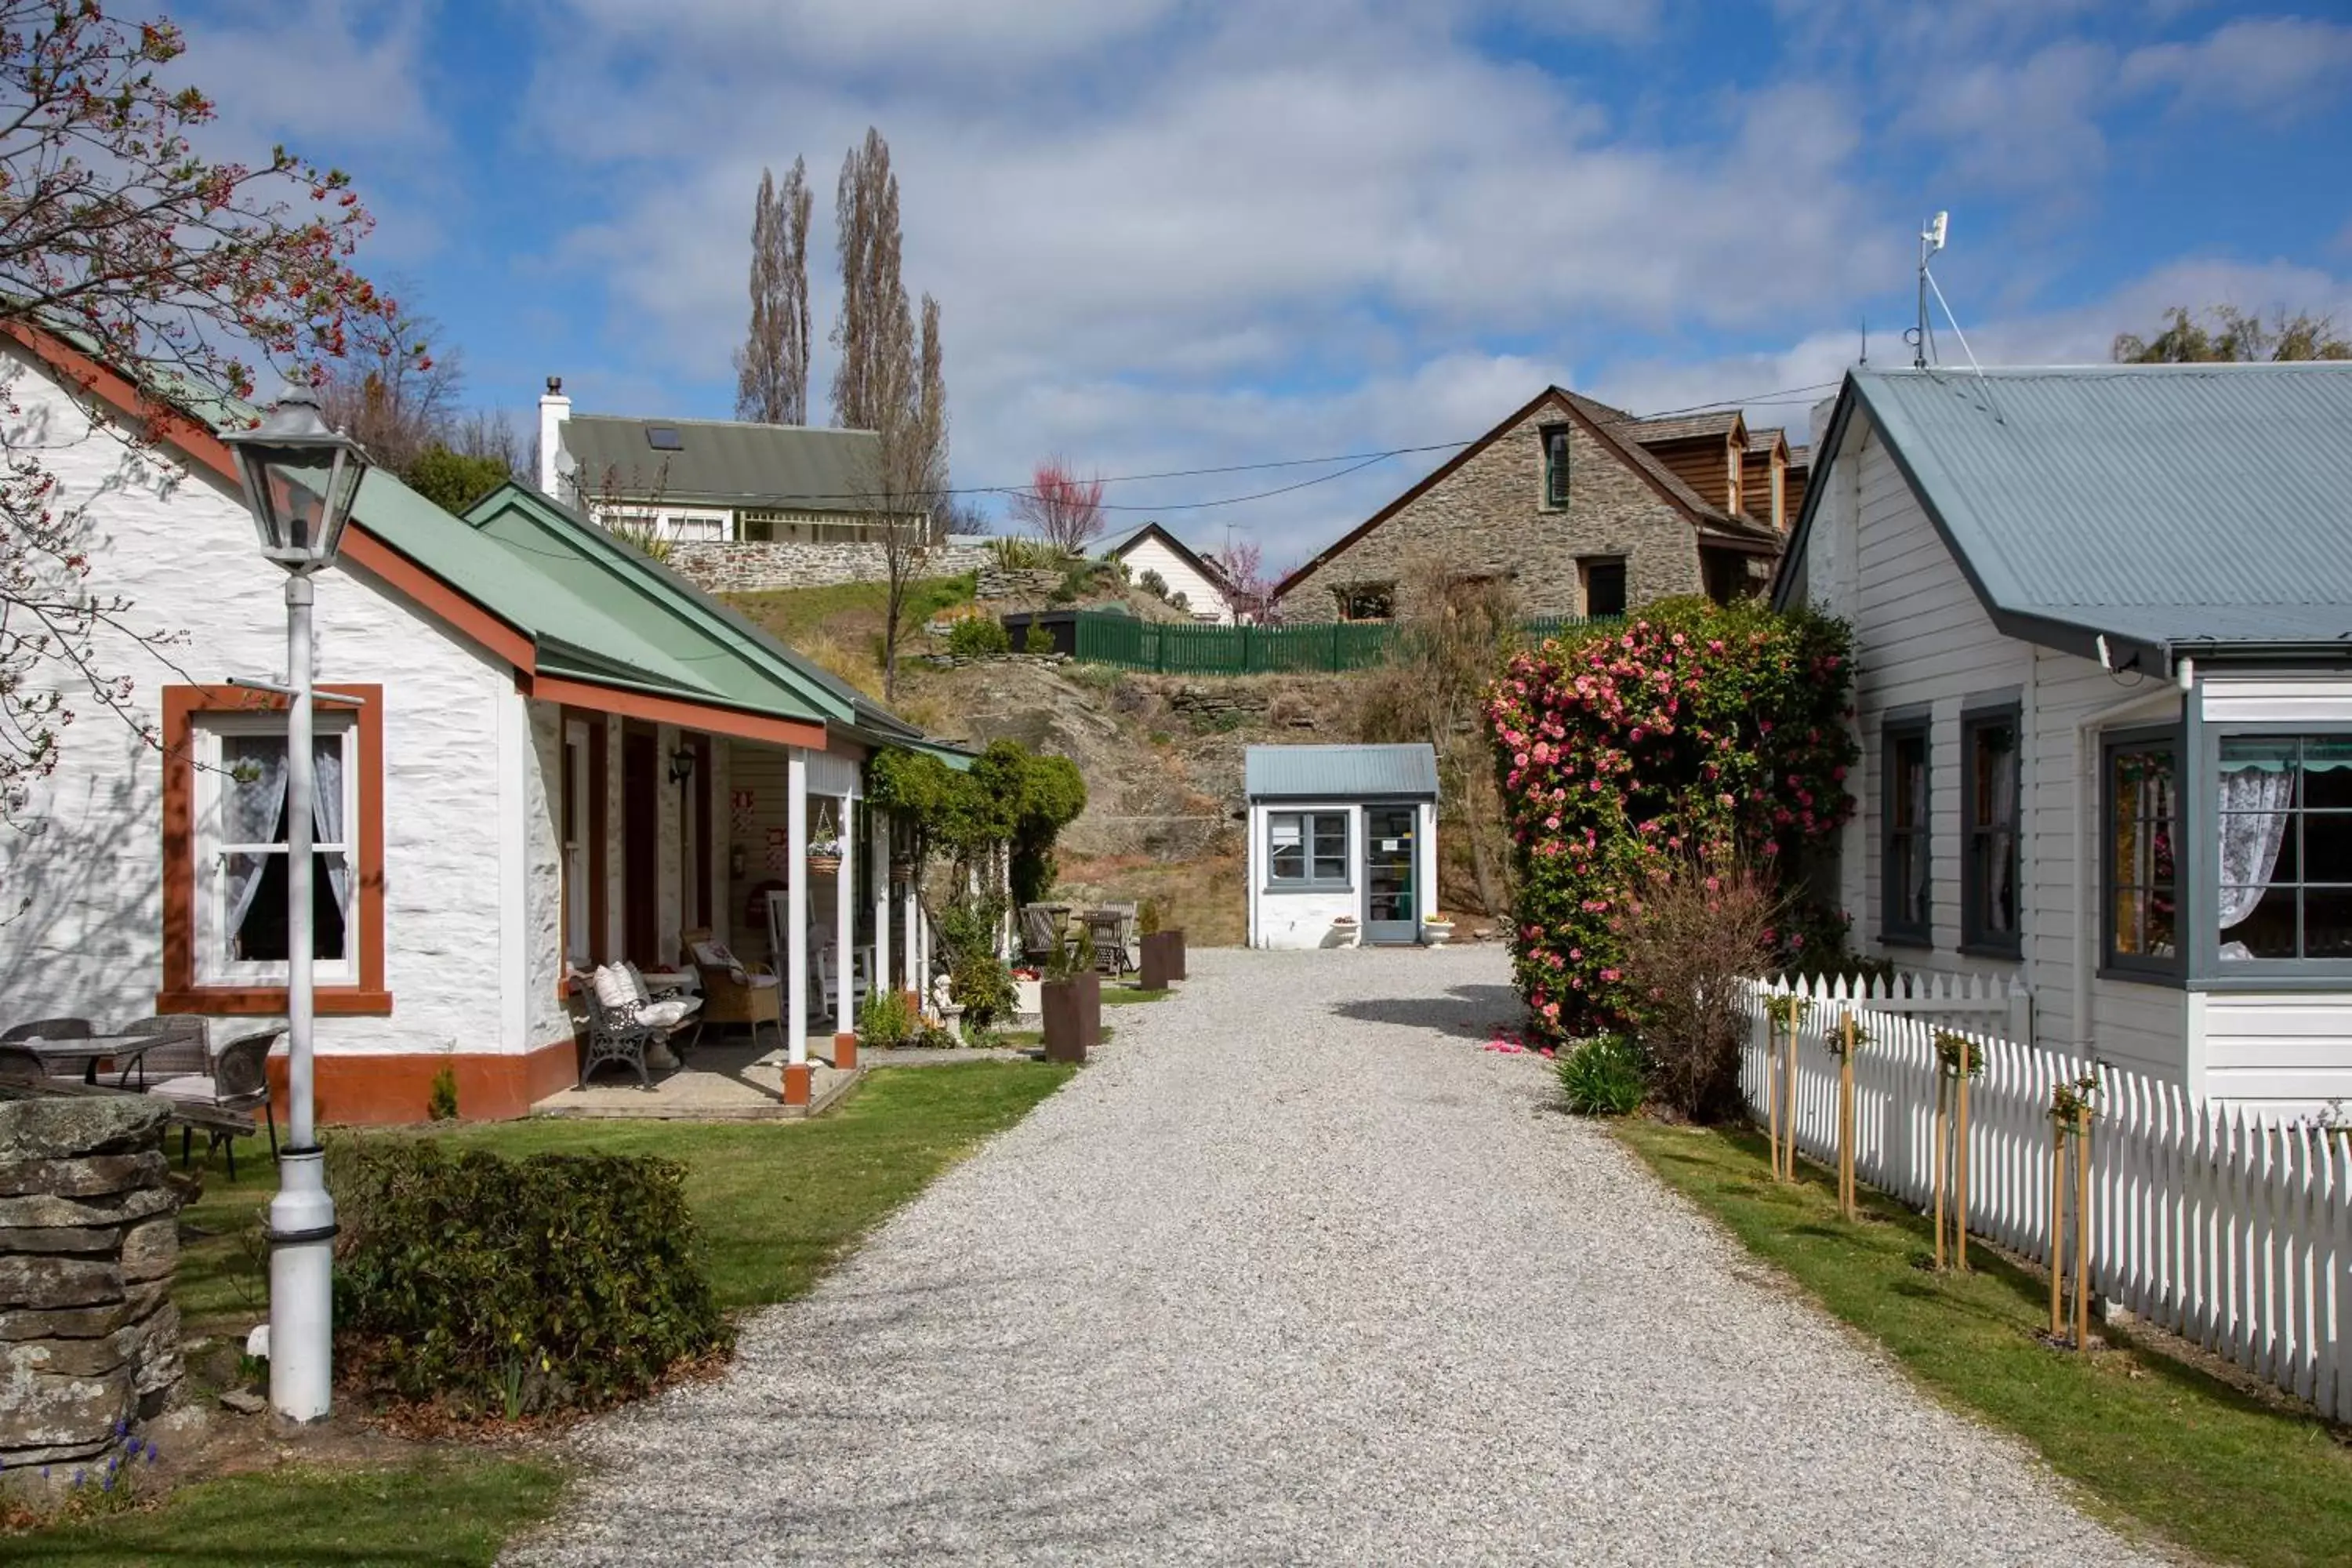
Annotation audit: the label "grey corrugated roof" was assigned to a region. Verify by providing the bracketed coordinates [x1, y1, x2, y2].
[559, 414, 882, 512]
[1781, 364, 2352, 659]
[1245, 743, 1439, 801]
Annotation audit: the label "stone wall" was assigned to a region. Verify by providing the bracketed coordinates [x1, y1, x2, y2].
[1, 1097, 183, 1466]
[666, 540, 994, 594]
[976, 565, 1067, 601]
[1282, 399, 1711, 618]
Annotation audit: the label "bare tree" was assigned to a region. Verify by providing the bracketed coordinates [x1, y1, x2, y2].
[1007, 457, 1105, 554]
[447, 408, 528, 483]
[1214, 535, 1289, 625]
[0, 3, 405, 822]
[735, 158, 812, 425]
[830, 129, 906, 434]
[319, 306, 463, 474]
[864, 292, 946, 701]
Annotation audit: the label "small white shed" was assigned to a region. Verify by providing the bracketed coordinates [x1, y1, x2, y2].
[1244, 745, 1439, 949]
[1098, 522, 1235, 624]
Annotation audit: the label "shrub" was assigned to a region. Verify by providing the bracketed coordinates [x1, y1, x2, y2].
[1487, 597, 1858, 1045]
[336, 1142, 729, 1414]
[426, 1065, 458, 1121]
[1138, 897, 1164, 936]
[1168, 590, 1189, 613]
[1618, 861, 1780, 1120]
[1023, 622, 1054, 655]
[946, 615, 1011, 657]
[987, 535, 1062, 571]
[858, 988, 916, 1047]
[1557, 1033, 1646, 1116]
[1137, 568, 1168, 599]
[934, 892, 1018, 1030]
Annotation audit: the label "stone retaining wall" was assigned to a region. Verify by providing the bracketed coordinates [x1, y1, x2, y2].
[976, 565, 1068, 601]
[667, 540, 993, 594]
[0, 1097, 183, 1466]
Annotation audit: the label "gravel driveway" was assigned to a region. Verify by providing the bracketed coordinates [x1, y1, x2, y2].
[507, 945, 2167, 1566]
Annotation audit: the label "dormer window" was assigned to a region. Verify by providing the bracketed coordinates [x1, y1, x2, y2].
[1541, 424, 1570, 510]
[647, 425, 683, 452]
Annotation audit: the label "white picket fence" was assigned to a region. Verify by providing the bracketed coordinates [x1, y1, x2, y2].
[1746, 975, 2352, 1423]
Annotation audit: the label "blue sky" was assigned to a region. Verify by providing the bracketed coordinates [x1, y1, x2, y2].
[169, 1, 2352, 563]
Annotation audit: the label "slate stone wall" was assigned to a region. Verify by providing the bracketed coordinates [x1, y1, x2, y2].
[0, 1097, 183, 1466]
[1281, 406, 1711, 618]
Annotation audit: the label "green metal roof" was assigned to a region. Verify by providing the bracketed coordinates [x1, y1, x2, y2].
[1779, 364, 2352, 661]
[1245, 743, 1439, 801]
[557, 413, 881, 513]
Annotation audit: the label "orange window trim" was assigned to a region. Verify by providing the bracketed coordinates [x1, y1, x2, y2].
[522, 671, 827, 751]
[158, 684, 391, 1017]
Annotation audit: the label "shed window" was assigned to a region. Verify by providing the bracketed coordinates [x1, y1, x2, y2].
[1581, 559, 1625, 619]
[2216, 735, 2352, 963]
[1269, 811, 1348, 886]
[1962, 709, 2020, 956]
[1541, 425, 1570, 510]
[1337, 583, 1394, 622]
[1882, 719, 1929, 944]
[2104, 734, 2180, 975]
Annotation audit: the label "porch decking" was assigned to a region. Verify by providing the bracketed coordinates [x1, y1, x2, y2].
[530, 1039, 860, 1121]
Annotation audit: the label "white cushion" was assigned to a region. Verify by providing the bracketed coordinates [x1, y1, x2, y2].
[592, 964, 636, 1010]
[741, 972, 779, 990]
[640, 996, 699, 1029]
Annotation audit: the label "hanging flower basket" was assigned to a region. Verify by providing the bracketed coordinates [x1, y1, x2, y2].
[807, 851, 843, 877]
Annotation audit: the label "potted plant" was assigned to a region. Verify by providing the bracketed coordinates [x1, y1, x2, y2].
[1138, 897, 1185, 989]
[1329, 914, 1360, 949]
[1421, 914, 1455, 946]
[1040, 924, 1101, 1064]
[808, 804, 844, 877]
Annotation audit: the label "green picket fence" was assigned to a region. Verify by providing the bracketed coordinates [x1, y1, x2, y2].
[1066, 610, 1615, 674]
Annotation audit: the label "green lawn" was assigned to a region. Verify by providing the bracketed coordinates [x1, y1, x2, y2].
[15, 1061, 1073, 1564]
[1616, 1117, 2352, 1568]
[1101, 985, 1170, 1007]
[724, 573, 976, 647]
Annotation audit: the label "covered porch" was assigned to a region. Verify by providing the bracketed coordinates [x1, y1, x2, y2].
[546, 705, 941, 1107]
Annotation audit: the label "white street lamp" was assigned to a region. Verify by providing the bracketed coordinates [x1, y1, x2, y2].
[223, 386, 370, 1424]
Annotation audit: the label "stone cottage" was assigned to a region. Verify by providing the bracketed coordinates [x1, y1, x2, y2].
[1275, 387, 1794, 620]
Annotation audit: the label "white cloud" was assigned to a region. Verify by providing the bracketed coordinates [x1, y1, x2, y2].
[2121, 16, 2352, 121]
[1896, 39, 2116, 191]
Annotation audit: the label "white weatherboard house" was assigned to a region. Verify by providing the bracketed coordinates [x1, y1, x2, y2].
[1245, 745, 1439, 949]
[0, 325, 960, 1124]
[1096, 523, 1235, 624]
[1779, 362, 2352, 1116]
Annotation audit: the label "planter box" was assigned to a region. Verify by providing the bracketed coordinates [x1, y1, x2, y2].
[1138, 930, 1182, 991]
[1041, 971, 1100, 1064]
[1014, 978, 1042, 1021]
[1422, 922, 1454, 947]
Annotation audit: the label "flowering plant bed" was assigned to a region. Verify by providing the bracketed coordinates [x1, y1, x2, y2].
[1486, 598, 1858, 1044]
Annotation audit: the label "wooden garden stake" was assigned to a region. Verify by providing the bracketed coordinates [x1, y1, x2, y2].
[2074, 1102, 2092, 1349]
[1766, 1009, 1784, 1180]
[1955, 1036, 1972, 1272]
[1837, 1010, 1858, 1219]
[2048, 1112, 2067, 1338]
[1932, 1071, 1949, 1272]
[1781, 1008, 1799, 1182]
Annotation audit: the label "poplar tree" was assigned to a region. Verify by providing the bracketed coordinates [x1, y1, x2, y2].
[734, 158, 811, 424]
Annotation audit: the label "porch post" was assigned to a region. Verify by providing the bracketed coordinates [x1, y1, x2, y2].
[872, 808, 893, 1009]
[902, 854, 920, 1009]
[783, 748, 811, 1105]
[833, 789, 856, 1068]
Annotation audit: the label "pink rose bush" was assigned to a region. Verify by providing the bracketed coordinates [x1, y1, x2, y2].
[1487, 597, 1859, 1044]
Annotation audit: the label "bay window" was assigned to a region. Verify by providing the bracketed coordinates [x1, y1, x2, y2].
[2216, 735, 2352, 964]
[1269, 810, 1348, 887]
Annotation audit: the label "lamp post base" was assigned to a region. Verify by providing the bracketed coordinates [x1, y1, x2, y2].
[267, 1146, 339, 1423]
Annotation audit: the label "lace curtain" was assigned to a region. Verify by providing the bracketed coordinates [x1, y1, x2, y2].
[221, 738, 288, 949]
[312, 735, 350, 915]
[2217, 765, 2295, 931]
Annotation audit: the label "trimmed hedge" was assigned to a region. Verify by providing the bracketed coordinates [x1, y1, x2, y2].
[335, 1142, 731, 1414]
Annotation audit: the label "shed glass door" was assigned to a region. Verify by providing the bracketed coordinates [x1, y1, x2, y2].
[1364, 806, 1418, 944]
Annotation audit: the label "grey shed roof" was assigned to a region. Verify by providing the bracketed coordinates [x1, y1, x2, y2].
[1245, 744, 1439, 802]
[1779, 364, 2352, 660]
[560, 414, 884, 513]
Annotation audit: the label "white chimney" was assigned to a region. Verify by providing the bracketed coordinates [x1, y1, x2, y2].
[537, 376, 572, 499]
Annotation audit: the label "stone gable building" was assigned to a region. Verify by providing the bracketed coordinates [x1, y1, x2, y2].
[1276, 387, 1803, 620]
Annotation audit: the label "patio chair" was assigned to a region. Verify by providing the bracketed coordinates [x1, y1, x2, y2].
[681, 928, 785, 1053]
[116, 1014, 210, 1089]
[569, 965, 694, 1091]
[1083, 908, 1134, 977]
[620, 960, 703, 1056]
[149, 1029, 281, 1181]
[1018, 904, 1065, 967]
[0, 1044, 42, 1084]
[0, 1016, 95, 1085]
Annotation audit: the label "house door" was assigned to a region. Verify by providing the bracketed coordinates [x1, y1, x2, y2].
[622, 728, 659, 962]
[1364, 805, 1419, 945]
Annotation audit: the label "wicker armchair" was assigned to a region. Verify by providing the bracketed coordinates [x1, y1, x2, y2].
[117, 1014, 210, 1088]
[681, 928, 785, 1052]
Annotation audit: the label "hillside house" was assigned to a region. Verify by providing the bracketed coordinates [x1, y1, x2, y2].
[1096, 522, 1236, 624]
[535, 377, 928, 547]
[1275, 387, 1791, 621]
[1779, 362, 2352, 1116]
[0, 327, 960, 1123]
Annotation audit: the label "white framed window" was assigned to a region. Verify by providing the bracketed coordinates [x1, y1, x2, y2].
[1268, 810, 1349, 887]
[191, 713, 361, 986]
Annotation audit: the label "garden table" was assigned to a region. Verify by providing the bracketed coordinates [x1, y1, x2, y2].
[11, 1030, 192, 1088]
